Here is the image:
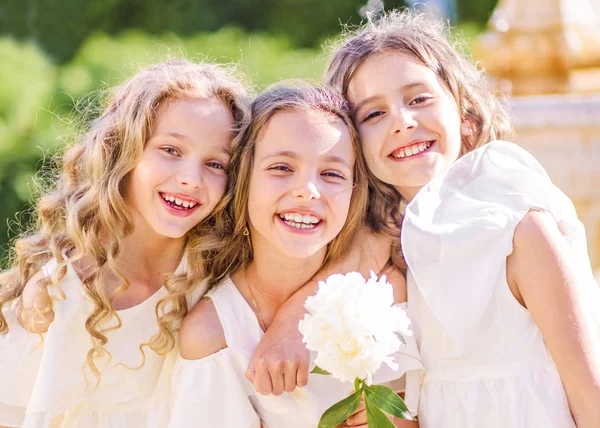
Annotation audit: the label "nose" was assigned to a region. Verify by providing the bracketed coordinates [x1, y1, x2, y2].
[291, 177, 321, 200]
[390, 107, 417, 135]
[177, 162, 203, 189]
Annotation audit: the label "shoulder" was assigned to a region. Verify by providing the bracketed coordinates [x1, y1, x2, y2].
[511, 210, 563, 253]
[507, 210, 574, 300]
[380, 265, 407, 304]
[19, 269, 55, 333]
[179, 296, 227, 360]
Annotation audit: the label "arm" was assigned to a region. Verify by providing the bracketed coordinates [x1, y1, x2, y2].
[247, 227, 396, 395]
[171, 298, 261, 428]
[507, 211, 600, 428]
[178, 297, 226, 360]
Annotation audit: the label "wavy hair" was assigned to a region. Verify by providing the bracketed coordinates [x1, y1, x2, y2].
[0, 60, 250, 382]
[204, 83, 371, 289]
[324, 9, 514, 240]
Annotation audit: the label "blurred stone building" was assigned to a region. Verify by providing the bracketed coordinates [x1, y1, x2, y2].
[475, 0, 600, 280]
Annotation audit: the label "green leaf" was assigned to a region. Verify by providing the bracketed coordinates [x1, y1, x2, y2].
[365, 396, 395, 428]
[354, 378, 364, 394]
[311, 366, 331, 375]
[318, 389, 362, 428]
[364, 384, 415, 420]
[395, 331, 407, 345]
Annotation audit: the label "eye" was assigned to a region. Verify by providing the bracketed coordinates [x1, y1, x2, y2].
[322, 170, 346, 180]
[363, 110, 384, 122]
[206, 161, 225, 170]
[268, 164, 292, 173]
[410, 95, 433, 105]
[161, 146, 180, 156]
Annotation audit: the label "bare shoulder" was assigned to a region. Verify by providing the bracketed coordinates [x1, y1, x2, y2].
[19, 269, 55, 333]
[381, 265, 407, 304]
[512, 210, 561, 248]
[179, 296, 227, 360]
[507, 210, 577, 303]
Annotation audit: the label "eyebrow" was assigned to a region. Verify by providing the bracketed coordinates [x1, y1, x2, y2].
[262, 150, 352, 170]
[353, 82, 428, 113]
[153, 132, 231, 156]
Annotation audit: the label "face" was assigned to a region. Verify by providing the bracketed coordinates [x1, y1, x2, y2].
[348, 51, 469, 201]
[247, 109, 354, 261]
[126, 96, 233, 240]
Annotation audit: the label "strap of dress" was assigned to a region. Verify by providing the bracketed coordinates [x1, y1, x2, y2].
[206, 279, 263, 353]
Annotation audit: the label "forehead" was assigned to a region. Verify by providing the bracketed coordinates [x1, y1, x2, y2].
[152, 97, 234, 145]
[256, 109, 353, 159]
[348, 50, 446, 103]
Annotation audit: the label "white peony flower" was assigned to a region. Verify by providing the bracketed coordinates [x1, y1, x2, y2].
[298, 271, 412, 385]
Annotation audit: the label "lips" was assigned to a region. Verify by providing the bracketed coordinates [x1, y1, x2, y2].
[159, 192, 201, 217]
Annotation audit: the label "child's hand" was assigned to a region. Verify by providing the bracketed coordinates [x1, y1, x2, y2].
[246, 310, 310, 396]
[340, 395, 369, 427]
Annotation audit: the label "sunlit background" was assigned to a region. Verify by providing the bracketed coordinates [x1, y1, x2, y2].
[2, 0, 600, 277]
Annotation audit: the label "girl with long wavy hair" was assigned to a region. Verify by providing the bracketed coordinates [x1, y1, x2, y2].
[0, 59, 249, 427]
[167, 84, 423, 427]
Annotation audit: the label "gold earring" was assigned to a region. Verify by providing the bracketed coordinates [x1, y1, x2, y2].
[243, 227, 249, 236]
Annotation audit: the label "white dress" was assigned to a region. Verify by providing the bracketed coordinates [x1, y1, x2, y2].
[0, 256, 205, 428]
[168, 277, 424, 428]
[402, 141, 600, 428]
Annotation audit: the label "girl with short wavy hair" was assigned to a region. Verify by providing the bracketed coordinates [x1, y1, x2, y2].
[0, 59, 249, 427]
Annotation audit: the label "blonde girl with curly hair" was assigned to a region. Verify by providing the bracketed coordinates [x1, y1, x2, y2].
[0, 59, 249, 427]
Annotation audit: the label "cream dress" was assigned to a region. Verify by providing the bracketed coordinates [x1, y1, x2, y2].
[0, 256, 204, 427]
[402, 141, 600, 428]
[168, 277, 424, 428]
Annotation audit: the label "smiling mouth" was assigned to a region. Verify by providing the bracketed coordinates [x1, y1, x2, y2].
[160, 192, 199, 210]
[390, 140, 434, 159]
[277, 212, 322, 229]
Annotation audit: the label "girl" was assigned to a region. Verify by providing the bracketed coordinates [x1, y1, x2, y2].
[0, 60, 249, 427]
[251, 10, 600, 428]
[168, 84, 423, 427]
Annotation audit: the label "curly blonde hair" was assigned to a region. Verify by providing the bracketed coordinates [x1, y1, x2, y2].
[0, 59, 250, 381]
[324, 9, 514, 237]
[204, 83, 371, 290]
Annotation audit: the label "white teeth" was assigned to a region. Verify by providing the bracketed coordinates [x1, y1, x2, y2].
[279, 213, 321, 228]
[161, 193, 197, 209]
[391, 141, 433, 159]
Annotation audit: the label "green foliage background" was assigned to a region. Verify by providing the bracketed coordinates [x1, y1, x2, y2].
[0, 0, 496, 266]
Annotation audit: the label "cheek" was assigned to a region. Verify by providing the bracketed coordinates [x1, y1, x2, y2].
[359, 129, 383, 166]
[208, 173, 228, 201]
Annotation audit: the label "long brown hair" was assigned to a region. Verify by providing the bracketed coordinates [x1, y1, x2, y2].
[204, 83, 371, 290]
[0, 60, 250, 381]
[324, 9, 514, 237]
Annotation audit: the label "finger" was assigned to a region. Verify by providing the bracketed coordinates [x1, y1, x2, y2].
[245, 361, 256, 383]
[348, 400, 366, 417]
[252, 359, 274, 395]
[283, 364, 298, 393]
[270, 362, 285, 396]
[346, 409, 368, 426]
[296, 358, 309, 388]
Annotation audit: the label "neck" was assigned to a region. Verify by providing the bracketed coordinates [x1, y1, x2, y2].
[238, 242, 325, 329]
[396, 185, 423, 203]
[114, 223, 186, 284]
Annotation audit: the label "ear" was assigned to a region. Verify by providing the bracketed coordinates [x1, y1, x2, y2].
[460, 118, 473, 137]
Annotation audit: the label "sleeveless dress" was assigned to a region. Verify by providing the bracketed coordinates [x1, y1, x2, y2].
[0, 256, 205, 427]
[402, 141, 600, 428]
[168, 277, 424, 428]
